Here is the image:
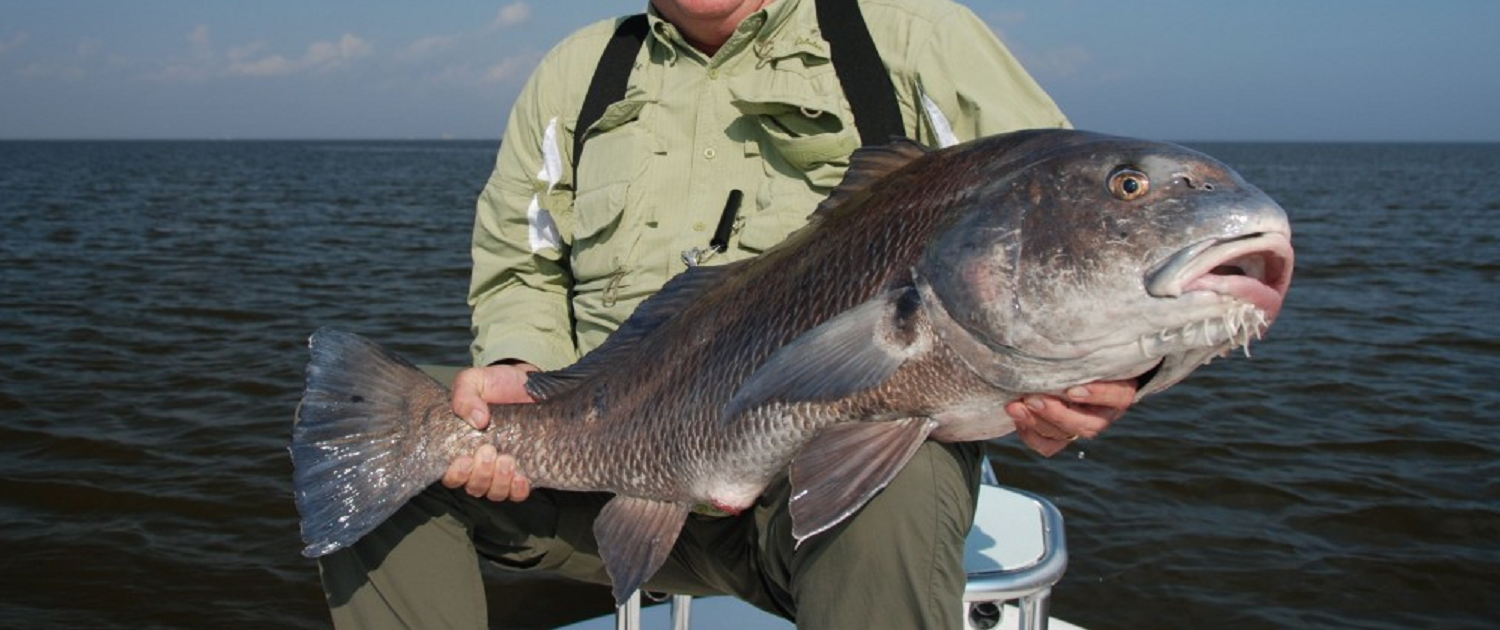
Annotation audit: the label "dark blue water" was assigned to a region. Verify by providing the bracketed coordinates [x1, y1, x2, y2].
[1, 140, 1496, 629]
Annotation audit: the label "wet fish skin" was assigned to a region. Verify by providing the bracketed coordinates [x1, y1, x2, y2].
[292, 129, 1294, 605]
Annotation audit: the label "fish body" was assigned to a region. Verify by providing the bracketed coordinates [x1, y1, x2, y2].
[292, 130, 1294, 604]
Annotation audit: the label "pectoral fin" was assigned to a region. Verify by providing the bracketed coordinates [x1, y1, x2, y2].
[788, 417, 937, 543]
[725, 287, 926, 421]
[593, 496, 691, 606]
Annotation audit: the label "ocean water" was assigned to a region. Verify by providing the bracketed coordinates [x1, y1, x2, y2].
[1, 139, 1496, 629]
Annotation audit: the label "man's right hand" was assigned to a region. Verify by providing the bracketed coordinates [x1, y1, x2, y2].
[443, 363, 539, 502]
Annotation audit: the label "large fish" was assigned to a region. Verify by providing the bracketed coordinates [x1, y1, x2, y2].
[292, 129, 1294, 604]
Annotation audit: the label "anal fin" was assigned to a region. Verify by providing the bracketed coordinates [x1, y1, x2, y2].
[788, 417, 937, 543]
[594, 496, 691, 605]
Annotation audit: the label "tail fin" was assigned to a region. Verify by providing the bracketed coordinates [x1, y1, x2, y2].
[291, 328, 457, 558]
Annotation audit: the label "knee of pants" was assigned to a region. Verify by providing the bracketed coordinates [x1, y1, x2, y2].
[762, 441, 982, 627]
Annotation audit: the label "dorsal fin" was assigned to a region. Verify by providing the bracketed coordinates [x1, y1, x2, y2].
[810, 138, 929, 221]
[526, 261, 742, 400]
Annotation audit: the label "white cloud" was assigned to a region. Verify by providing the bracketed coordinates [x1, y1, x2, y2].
[0, 32, 29, 56]
[1030, 45, 1091, 77]
[150, 25, 216, 81]
[13, 36, 102, 80]
[397, 35, 457, 61]
[229, 33, 372, 77]
[146, 26, 374, 81]
[189, 25, 212, 54]
[391, 48, 539, 93]
[228, 41, 267, 63]
[17, 61, 86, 80]
[484, 55, 530, 83]
[230, 54, 295, 77]
[490, 2, 532, 30]
[75, 38, 103, 59]
[306, 34, 373, 69]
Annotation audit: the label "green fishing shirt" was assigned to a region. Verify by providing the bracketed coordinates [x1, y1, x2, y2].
[469, 0, 1069, 369]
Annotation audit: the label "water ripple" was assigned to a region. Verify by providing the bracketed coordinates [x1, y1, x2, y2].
[4, 140, 1498, 629]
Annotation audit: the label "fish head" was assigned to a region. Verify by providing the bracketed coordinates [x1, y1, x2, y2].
[917, 131, 1294, 399]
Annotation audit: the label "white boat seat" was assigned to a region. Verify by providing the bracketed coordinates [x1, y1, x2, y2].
[960, 483, 1068, 630]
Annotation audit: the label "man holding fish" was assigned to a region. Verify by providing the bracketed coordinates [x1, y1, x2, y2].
[316, 0, 1135, 627]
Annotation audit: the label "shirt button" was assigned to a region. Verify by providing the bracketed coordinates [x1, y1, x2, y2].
[708, 68, 719, 79]
[703, 147, 716, 159]
[693, 221, 707, 231]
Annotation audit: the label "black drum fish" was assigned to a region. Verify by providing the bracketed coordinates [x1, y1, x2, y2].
[291, 129, 1295, 604]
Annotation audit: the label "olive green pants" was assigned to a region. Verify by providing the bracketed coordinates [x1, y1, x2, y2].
[318, 441, 981, 629]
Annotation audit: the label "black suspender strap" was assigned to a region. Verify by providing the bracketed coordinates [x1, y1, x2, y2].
[573, 13, 649, 181]
[815, 0, 904, 146]
[573, 1, 900, 172]
[571, 3, 901, 261]
[574, 1, 904, 174]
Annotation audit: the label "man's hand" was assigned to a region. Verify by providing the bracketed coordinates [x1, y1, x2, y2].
[1008, 379, 1137, 457]
[442, 363, 539, 502]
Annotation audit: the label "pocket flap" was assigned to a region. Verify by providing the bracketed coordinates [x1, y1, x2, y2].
[573, 181, 628, 239]
[579, 99, 649, 136]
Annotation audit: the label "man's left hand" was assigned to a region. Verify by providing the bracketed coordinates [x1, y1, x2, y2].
[1008, 379, 1136, 457]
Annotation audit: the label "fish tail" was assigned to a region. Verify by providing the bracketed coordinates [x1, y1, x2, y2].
[291, 328, 460, 558]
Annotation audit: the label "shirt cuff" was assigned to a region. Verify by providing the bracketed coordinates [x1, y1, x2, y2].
[473, 331, 578, 372]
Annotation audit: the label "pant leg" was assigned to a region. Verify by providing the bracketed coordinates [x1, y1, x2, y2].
[318, 483, 490, 629]
[317, 482, 729, 629]
[756, 441, 983, 629]
[318, 483, 615, 629]
[317, 441, 980, 629]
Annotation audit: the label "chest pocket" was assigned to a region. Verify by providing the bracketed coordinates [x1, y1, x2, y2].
[731, 62, 860, 252]
[733, 86, 857, 187]
[570, 99, 657, 284]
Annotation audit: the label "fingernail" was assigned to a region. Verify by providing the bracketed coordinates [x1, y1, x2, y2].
[467, 411, 484, 428]
[1025, 396, 1046, 411]
[477, 447, 494, 464]
[1067, 385, 1091, 400]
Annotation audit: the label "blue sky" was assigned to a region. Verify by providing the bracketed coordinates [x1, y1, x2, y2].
[2, 1, 1496, 141]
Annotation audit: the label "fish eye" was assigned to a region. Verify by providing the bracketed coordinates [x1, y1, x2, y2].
[1107, 167, 1150, 201]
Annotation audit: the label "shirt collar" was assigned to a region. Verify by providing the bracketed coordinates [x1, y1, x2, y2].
[645, 0, 805, 65]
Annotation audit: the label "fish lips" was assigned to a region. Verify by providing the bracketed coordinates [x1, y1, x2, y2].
[1146, 231, 1295, 322]
[1124, 230, 1293, 397]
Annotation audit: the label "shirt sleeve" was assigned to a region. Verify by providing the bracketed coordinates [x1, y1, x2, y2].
[468, 50, 582, 371]
[908, 4, 1072, 143]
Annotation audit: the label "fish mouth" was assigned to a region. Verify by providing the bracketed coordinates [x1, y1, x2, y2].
[1127, 232, 1293, 396]
[1146, 232, 1294, 320]
[1132, 359, 1164, 389]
